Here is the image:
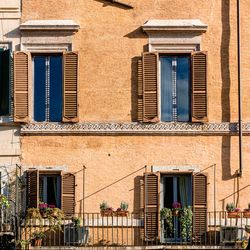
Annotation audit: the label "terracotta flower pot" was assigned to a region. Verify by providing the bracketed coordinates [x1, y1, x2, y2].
[227, 211, 241, 218]
[172, 209, 179, 217]
[33, 239, 42, 246]
[243, 211, 250, 218]
[115, 210, 128, 217]
[100, 210, 113, 216]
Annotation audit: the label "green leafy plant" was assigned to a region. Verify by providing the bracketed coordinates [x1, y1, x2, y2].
[72, 216, 81, 227]
[179, 206, 193, 241]
[26, 208, 42, 219]
[0, 195, 10, 209]
[119, 201, 128, 211]
[32, 231, 46, 240]
[226, 203, 236, 212]
[160, 208, 173, 235]
[16, 239, 30, 250]
[100, 201, 109, 211]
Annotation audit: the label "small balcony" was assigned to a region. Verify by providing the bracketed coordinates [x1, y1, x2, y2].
[19, 211, 250, 249]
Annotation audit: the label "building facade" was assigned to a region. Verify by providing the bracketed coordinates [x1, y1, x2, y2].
[1, 0, 250, 247]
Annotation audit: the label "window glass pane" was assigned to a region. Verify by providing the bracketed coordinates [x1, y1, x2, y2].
[176, 57, 190, 122]
[34, 56, 46, 122]
[161, 56, 173, 122]
[49, 56, 62, 122]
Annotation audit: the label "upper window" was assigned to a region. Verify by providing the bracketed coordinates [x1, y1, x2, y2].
[160, 55, 191, 122]
[0, 49, 10, 116]
[33, 55, 63, 122]
[137, 52, 207, 123]
[14, 51, 78, 123]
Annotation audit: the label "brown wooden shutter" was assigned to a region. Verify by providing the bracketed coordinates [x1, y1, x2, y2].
[14, 51, 30, 122]
[144, 172, 159, 241]
[61, 172, 75, 218]
[27, 170, 39, 208]
[137, 58, 143, 122]
[193, 172, 207, 243]
[142, 53, 159, 123]
[63, 52, 79, 122]
[192, 51, 208, 122]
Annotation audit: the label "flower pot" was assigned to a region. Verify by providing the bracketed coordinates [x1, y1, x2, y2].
[172, 209, 179, 217]
[40, 210, 48, 218]
[115, 210, 128, 217]
[227, 211, 241, 218]
[243, 211, 250, 218]
[100, 210, 113, 216]
[33, 239, 42, 247]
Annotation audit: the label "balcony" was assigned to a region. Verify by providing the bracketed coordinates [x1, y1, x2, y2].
[19, 211, 250, 249]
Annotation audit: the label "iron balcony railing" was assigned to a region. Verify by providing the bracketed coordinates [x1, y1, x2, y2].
[19, 211, 250, 248]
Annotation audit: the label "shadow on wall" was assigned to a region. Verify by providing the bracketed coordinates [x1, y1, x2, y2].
[93, 0, 130, 10]
[221, 0, 232, 181]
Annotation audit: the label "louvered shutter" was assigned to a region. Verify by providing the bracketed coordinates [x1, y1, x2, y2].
[14, 52, 30, 122]
[137, 59, 143, 122]
[193, 173, 207, 243]
[63, 52, 78, 122]
[144, 172, 159, 241]
[192, 51, 208, 122]
[142, 53, 159, 123]
[0, 49, 10, 116]
[27, 170, 39, 208]
[61, 172, 75, 218]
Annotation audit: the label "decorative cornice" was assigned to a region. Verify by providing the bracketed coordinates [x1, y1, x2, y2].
[19, 122, 250, 136]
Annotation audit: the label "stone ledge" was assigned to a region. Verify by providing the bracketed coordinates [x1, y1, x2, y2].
[19, 122, 250, 136]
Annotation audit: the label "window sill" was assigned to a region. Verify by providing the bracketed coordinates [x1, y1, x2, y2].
[20, 121, 243, 136]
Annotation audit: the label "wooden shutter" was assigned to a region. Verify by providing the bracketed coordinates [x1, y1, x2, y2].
[137, 58, 143, 122]
[63, 52, 78, 122]
[27, 170, 39, 208]
[61, 172, 75, 218]
[14, 51, 30, 122]
[192, 51, 208, 122]
[144, 172, 159, 241]
[193, 173, 207, 242]
[0, 49, 10, 116]
[142, 53, 159, 123]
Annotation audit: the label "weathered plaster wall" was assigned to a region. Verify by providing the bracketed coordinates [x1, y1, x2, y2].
[20, 0, 250, 213]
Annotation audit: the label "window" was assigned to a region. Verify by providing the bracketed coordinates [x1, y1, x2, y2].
[33, 55, 63, 122]
[143, 172, 207, 242]
[0, 49, 10, 116]
[137, 52, 207, 123]
[14, 51, 78, 123]
[160, 55, 191, 122]
[27, 170, 75, 217]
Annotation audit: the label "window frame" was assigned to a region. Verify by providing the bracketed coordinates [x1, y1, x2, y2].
[158, 52, 192, 122]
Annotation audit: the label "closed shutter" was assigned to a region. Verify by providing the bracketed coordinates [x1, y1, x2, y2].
[142, 53, 159, 123]
[27, 170, 39, 208]
[144, 172, 159, 241]
[137, 59, 143, 122]
[191, 51, 208, 122]
[61, 172, 75, 218]
[63, 52, 78, 122]
[0, 49, 10, 116]
[193, 173, 207, 242]
[14, 51, 30, 122]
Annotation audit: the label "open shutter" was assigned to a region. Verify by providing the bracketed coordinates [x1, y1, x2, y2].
[27, 170, 39, 208]
[144, 172, 159, 241]
[0, 49, 10, 116]
[63, 52, 78, 122]
[142, 53, 159, 123]
[191, 51, 208, 122]
[61, 172, 75, 218]
[137, 58, 143, 122]
[14, 51, 30, 122]
[193, 173, 207, 243]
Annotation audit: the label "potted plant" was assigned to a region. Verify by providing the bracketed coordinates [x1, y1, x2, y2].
[243, 203, 250, 218]
[39, 202, 49, 218]
[72, 216, 81, 227]
[116, 201, 129, 216]
[226, 203, 241, 218]
[160, 208, 173, 237]
[179, 206, 193, 242]
[172, 201, 181, 216]
[16, 239, 30, 250]
[26, 207, 42, 225]
[100, 201, 113, 216]
[32, 231, 46, 246]
[0, 194, 10, 209]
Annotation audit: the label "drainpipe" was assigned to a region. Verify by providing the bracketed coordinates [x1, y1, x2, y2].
[237, 0, 243, 177]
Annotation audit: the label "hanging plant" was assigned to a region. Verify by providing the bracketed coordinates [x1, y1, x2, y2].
[179, 206, 193, 241]
[160, 208, 173, 235]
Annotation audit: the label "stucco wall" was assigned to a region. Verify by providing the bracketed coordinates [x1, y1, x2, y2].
[20, 0, 250, 213]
